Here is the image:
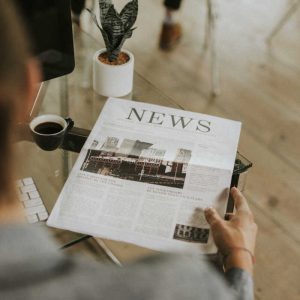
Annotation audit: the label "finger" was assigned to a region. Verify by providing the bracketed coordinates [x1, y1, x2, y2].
[231, 187, 251, 214]
[205, 207, 224, 226]
[225, 212, 235, 221]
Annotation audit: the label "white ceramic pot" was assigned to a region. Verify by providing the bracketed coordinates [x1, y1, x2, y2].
[93, 48, 134, 97]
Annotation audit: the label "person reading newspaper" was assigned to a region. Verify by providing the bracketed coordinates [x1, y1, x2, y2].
[0, 1, 257, 299]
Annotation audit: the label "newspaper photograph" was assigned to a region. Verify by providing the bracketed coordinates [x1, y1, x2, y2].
[80, 137, 192, 189]
[47, 98, 241, 254]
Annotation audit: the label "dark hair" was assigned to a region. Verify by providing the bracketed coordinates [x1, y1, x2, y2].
[0, 0, 31, 203]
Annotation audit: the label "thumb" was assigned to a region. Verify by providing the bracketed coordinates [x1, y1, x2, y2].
[204, 207, 223, 226]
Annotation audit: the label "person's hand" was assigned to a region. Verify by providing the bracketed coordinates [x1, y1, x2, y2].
[204, 187, 257, 274]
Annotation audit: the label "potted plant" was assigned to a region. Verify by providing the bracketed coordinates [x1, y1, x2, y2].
[87, 0, 138, 97]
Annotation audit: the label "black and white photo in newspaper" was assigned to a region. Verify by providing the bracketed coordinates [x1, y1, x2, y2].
[47, 98, 241, 254]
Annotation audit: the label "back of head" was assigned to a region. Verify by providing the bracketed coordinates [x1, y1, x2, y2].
[0, 0, 31, 204]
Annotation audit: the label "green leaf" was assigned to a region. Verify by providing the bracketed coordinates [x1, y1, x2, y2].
[120, 0, 138, 31]
[100, 28, 111, 52]
[103, 5, 124, 49]
[91, 0, 139, 62]
[99, 0, 112, 23]
[109, 28, 135, 60]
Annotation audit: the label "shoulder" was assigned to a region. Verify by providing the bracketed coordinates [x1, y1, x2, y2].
[69, 253, 235, 300]
[1, 251, 235, 300]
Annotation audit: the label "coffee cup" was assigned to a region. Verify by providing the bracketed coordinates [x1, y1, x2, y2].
[29, 114, 74, 151]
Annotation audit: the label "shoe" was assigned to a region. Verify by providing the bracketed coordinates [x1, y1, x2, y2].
[159, 23, 182, 51]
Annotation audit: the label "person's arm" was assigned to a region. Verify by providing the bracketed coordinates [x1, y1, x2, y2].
[205, 187, 257, 299]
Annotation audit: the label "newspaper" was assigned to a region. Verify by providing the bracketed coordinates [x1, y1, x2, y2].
[47, 98, 241, 254]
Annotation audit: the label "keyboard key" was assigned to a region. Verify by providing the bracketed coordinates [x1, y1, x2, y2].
[27, 214, 38, 224]
[17, 177, 48, 225]
[19, 193, 29, 202]
[23, 198, 43, 208]
[26, 205, 46, 215]
[38, 211, 48, 221]
[23, 177, 34, 185]
[21, 184, 36, 194]
[29, 191, 40, 199]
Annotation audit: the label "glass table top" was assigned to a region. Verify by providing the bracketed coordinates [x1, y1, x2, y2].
[16, 26, 251, 262]
[16, 27, 189, 261]
[18, 26, 181, 209]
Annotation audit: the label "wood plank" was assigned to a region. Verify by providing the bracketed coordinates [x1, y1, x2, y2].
[251, 204, 300, 300]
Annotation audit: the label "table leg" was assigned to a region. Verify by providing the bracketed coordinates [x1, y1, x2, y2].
[60, 76, 72, 180]
[207, 0, 220, 97]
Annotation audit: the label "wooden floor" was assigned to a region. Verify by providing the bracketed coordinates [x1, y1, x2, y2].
[79, 1, 300, 299]
[15, 0, 298, 299]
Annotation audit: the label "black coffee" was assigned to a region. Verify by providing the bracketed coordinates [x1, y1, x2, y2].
[34, 122, 64, 135]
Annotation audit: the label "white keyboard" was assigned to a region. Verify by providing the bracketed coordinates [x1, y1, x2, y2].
[16, 177, 48, 224]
